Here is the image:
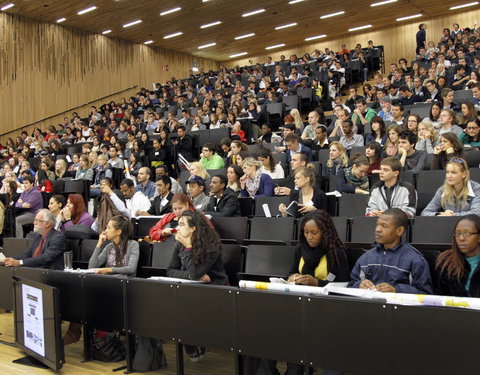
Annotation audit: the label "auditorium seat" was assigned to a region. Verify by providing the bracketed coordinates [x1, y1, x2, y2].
[238, 197, 255, 217]
[211, 216, 248, 244]
[241, 244, 297, 280]
[415, 170, 444, 192]
[416, 191, 435, 216]
[135, 217, 161, 239]
[345, 247, 367, 272]
[337, 194, 370, 217]
[254, 196, 290, 217]
[139, 238, 177, 278]
[350, 216, 378, 245]
[221, 243, 244, 286]
[411, 216, 458, 245]
[3, 237, 33, 257]
[465, 151, 480, 168]
[245, 217, 295, 245]
[76, 239, 100, 268]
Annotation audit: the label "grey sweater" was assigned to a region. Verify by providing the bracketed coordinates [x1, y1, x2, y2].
[89, 240, 139, 276]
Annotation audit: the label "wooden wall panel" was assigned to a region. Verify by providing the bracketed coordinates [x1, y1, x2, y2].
[226, 9, 479, 69]
[0, 13, 218, 141]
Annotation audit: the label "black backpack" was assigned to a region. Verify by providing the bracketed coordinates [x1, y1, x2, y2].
[132, 336, 167, 372]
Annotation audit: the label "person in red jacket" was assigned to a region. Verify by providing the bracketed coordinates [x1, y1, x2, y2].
[149, 193, 194, 241]
[36, 170, 53, 193]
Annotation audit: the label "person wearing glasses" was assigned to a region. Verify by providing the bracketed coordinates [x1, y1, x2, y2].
[435, 215, 480, 297]
[422, 158, 480, 216]
[199, 143, 225, 170]
[2, 209, 66, 270]
[458, 119, 480, 150]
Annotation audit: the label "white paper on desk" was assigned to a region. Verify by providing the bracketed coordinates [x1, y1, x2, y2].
[66, 155, 72, 163]
[326, 285, 378, 298]
[149, 276, 204, 284]
[0, 252, 5, 262]
[262, 203, 272, 217]
[63, 268, 98, 274]
[326, 190, 342, 197]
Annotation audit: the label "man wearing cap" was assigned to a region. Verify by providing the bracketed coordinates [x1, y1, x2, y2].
[377, 97, 394, 122]
[186, 176, 210, 212]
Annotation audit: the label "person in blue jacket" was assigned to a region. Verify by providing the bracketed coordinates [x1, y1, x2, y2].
[349, 208, 433, 294]
[240, 158, 274, 198]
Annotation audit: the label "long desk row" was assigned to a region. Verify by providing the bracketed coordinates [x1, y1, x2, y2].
[0, 267, 479, 375]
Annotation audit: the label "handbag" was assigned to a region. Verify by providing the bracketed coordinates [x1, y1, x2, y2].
[90, 330, 126, 362]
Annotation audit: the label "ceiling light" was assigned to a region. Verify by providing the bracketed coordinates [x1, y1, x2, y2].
[235, 33, 255, 40]
[320, 11, 345, 19]
[102, 29, 112, 35]
[230, 52, 248, 58]
[348, 24, 372, 31]
[163, 32, 183, 39]
[160, 7, 181, 16]
[266, 43, 286, 50]
[198, 42, 216, 49]
[242, 9, 265, 17]
[449, 1, 478, 9]
[77, 6, 97, 15]
[396, 14, 422, 21]
[144, 40, 154, 45]
[288, 0, 305, 3]
[56, 18, 66, 23]
[0, 3, 14, 11]
[275, 22, 298, 30]
[305, 34, 327, 41]
[123, 20, 142, 28]
[200, 21, 222, 28]
[370, 0, 397, 6]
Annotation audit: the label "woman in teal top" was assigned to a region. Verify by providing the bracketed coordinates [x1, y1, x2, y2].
[435, 215, 480, 297]
[458, 119, 480, 150]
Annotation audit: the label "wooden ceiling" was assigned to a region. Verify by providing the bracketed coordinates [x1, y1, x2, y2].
[2, 0, 478, 62]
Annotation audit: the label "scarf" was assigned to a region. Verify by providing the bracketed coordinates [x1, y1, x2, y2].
[245, 170, 262, 197]
[301, 242, 327, 276]
[97, 193, 123, 233]
[344, 167, 369, 191]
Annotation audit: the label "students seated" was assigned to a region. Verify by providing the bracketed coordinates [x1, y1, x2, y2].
[336, 154, 370, 194]
[349, 208, 432, 294]
[458, 119, 480, 149]
[322, 141, 349, 178]
[422, 158, 480, 216]
[204, 174, 241, 217]
[435, 215, 480, 297]
[416, 121, 440, 154]
[366, 157, 417, 218]
[430, 132, 467, 170]
[365, 142, 383, 175]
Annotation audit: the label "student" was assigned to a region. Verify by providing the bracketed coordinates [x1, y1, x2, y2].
[89, 215, 139, 276]
[349, 208, 432, 294]
[365, 116, 387, 146]
[366, 157, 417, 218]
[167, 210, 228, 362]
[199, 143, 225, 170]
[430, 132, 467, 170]
[398, 131, 427, 173]
[257, 147, 284, 179]
[383, 124, 402, 157]
[365, 142, 383, 175]
[240, 158, 274, 198]
[336, 154, 370, 194]
[119, 179, 151, 217]
[422, 158, 480, 216]
[204, 174, 241, 217]
[339, 119, 364, 151]
[279, 166, 327, 217]
[186, 176, 210, 212]
[416, 121, 440, 154]
[323, 142, 349, 178]
[458, 119, 480, 149]
[435, 215, 480, 297]
[137, 176, 174, 216]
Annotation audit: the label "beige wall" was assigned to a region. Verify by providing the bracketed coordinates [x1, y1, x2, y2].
[225, 9, 479, 68]
[0, 13, 219, 141]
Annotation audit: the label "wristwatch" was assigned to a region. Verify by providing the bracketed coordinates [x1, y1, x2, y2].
[19, 260, 23, 266]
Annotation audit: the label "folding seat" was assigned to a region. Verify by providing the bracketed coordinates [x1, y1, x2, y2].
[136, 217, 162, 239]
[416, 170, 444, 193]
[254, 196, 290, 217]
[240, 244, 297, 280]
[246, 217, 295, 245]
[3, 237, 33, 257]
[283, 95, 299, 112]
[337, 194, 370, 217]
[453, 90, 473, 102]
[465, 151, 480, 168]
[211, 216, 249, 244]
[411, 216, 458, 245]
[221, 243, 244, 286]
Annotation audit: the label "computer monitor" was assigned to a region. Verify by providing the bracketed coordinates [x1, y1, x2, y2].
[13, 277, 64, 372]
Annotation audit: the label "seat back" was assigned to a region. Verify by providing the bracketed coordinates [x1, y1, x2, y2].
[411, 217, 457, 245]
[249, 217, 295, 243]
[416, 170, 444, 193]
[238, 198, 255, 217]
[254, 196, 290, 217]
[338, 194, 370, 217]
[151, 238, 177, 269]
[80, 239, 100, 262]
[350, 216, 378, 245]
[244, 245, 296, 277]
[136, 217, 161, 238]
[211, 216, 248, 243]
[221, 243, 244, 286]
[3, 237, 33, 257]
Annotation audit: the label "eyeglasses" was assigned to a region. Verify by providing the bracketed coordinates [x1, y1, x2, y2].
[454, 232, 480, 238]
[466, 127, 480, 130]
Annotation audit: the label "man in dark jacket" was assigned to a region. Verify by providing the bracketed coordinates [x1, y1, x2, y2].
[348, 208, 432, 294]
[173, 125, 194, 161]
[3, 209, 66, 270]
[204, 175, 240, 217]
[138, 176, 174, 216]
